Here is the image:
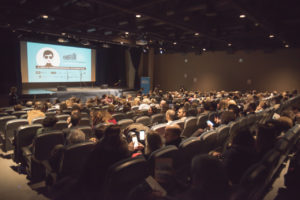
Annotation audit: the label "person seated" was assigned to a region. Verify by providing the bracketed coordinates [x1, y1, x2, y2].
[13, 104, 23, 111]
[177, 155, 230, 200]
[177, 107, 187, 122]
[164, 124, 182, 147]
[75, 125, 130, 199]
[27, 101, 46, 124]
[165, 109, 176, 125]
[144, 130, 163, 159]
[139, 98, 151, 110]
[49, 129, 86, 172]
[63, 112, 82, 138]
[148, 105, 158, 116]
[222, 128, 257, 184]
[36, 115, 58, 136]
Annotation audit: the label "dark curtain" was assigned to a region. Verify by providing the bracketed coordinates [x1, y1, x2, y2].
[95, 46, 126, 87]
[130, 47, 142, 89]
[0, 29, 22, 95]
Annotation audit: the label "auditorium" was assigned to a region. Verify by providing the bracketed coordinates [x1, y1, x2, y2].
[0, 0, 300, 200]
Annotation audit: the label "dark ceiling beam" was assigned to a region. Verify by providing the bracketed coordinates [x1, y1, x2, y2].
[59, 0, 169, 31]
[85, 0, 227, 44]
[229, 0, 288, 44]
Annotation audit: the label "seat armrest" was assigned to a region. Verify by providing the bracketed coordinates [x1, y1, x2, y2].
[42, 160, 57, 186]
[22, 146, 32, 157]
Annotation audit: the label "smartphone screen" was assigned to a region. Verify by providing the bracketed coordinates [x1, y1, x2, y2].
[206, 120, 214, 127]
[139, 130, 145, 140]
[132, 135, 138, 148]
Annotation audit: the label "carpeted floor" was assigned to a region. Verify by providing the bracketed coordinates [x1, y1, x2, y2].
[0, 149, 49, 200]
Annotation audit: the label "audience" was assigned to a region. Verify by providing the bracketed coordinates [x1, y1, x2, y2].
[36, 115, 58, 136]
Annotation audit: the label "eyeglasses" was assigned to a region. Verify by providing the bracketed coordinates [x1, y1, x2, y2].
[44, 55, 53, 59]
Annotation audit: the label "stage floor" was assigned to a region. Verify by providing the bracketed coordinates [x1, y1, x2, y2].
[22, 87, 125, 101]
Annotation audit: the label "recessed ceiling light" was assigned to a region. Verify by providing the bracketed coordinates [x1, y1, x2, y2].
[228, 43, 232, 47]
[194, 32, 200, 36]
[239, 14, 246, 18]
[136, 14, 141, 18]
[173, 42, 177, 45]
[41, 15, 48, 19]
[285, 44, 289, 48]
[125, 32, 129, 35]
[202, 48, 206, 51]
[269, 34, 275, 38]
[255, 23, 259, 26]
[120, 41, 124, 45]
[61, 32, 66, 36]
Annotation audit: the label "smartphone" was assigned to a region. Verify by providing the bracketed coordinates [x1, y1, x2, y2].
[206, 120, 214, 127]
[132, 135, 138, 148]
[139, 130, 145, 141]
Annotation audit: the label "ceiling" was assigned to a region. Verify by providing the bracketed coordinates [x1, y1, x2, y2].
[0, 0, 300, 54]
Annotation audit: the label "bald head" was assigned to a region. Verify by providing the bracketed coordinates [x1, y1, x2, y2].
[166, 109, 176, 122]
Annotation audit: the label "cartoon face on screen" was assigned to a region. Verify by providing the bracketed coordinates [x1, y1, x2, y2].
[36, 47, 60, 67]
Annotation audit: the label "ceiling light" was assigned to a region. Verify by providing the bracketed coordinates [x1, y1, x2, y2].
[57, 38, 68, 43]
[269, 34, 275, 38]
[136, 14, 141, 18]
[202, 48, 206, 51]
[255, 23, 259, 26]
[239, 14, 246, 18]
[160, 50, 164, 54]
[41, 15, 48, 19]
[61, 32, 66, 36]
[228, 43, 232, 47]
[120, 41, 124, 45]
[125, 32, 129, 35]
[173, 42, 177, 45]
[194, 32, 200, 36]
[285, 44, 289, 48]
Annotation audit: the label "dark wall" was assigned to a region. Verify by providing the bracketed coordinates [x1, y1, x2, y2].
[0, 30, 21, 95]
[154, 49, 300, 92]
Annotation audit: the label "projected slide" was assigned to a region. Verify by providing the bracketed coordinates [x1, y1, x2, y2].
[27, 42, 92, 82]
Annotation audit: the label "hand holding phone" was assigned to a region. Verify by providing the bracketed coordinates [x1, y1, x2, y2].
[139, 130, 145, 140]
[132, 135, 138, 149]
[206, 120, 214, 127]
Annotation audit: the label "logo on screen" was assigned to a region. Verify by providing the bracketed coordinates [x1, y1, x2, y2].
[36, 47, 60, 67]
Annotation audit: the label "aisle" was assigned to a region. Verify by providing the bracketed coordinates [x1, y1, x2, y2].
[0, 149, 49, 200]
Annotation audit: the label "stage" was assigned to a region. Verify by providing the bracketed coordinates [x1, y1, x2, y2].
[21, 87, 136, 102]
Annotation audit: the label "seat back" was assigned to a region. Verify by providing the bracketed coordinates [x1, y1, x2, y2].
[117, 119, 134, 130]
[105, 157, 149, 200]
[0, 112, 8, 117]
[135, 116, 151, 126]
[200, 130, 219, 153]
[54, 120, 69, 130]
[59, 142, 95, 178]
[78, 117, 90, 126]
[14, 124, 42, 163]
[32, 117, 45, 125]
[81, 112, 89, 118]
[181, 117, 198, 138]
[148, 145, 178, 174]
[197, 114, 208, 129]
[0, 115, 17, 133]
[125, 111, 135, 119]
[34, 131, 64, 160]
[216, 125, 230, 149]
[78, 126, 94, 139]
[5, 119, 28, 139]
[112, 113, 126, 122]
[178, 137, 205, 166]
[150, 113, 165, 125]
[151, 123, 167, 137]
[12, 111, 27, 118]
[56, 114, 70, 121]
[45, 112, 56, 117]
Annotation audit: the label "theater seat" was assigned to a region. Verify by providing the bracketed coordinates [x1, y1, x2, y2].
[23, 131, 64, 182]
[196, 114, 208, 129]
[104, 156, 149, 200]
[135, 116, 151, 126]
[32, 117, 45, 125]
[2, 119, 28, 152]
[11, 111, 27, 118]
[148, 145, 178, 175]
[78, 126, 94, 139]
[78, 117, 90, 126]
[118, 119, 134, 130]
[54, 120, 69, 130]
[56, 114, 70, 121]
[13, 124, 43, 164]
[112, 113, 126, 122]
[151, 123, 167, 137]
[181, 117, 198, 138]
[150, 113, 165, 125]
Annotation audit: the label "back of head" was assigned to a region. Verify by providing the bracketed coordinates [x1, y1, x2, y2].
[220, 111, 236, 124]
[34, 101, 44, 111]
[166, 109, 176, 121]
[145, 130, 163, 155]
[71, 112, 82, 126]
[232, 128, 254, 147]
[42, 115, 58, 128]
[14, 104, 22, 111]
[67, 129, 86, 144]
[191, 155, 229, 199]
